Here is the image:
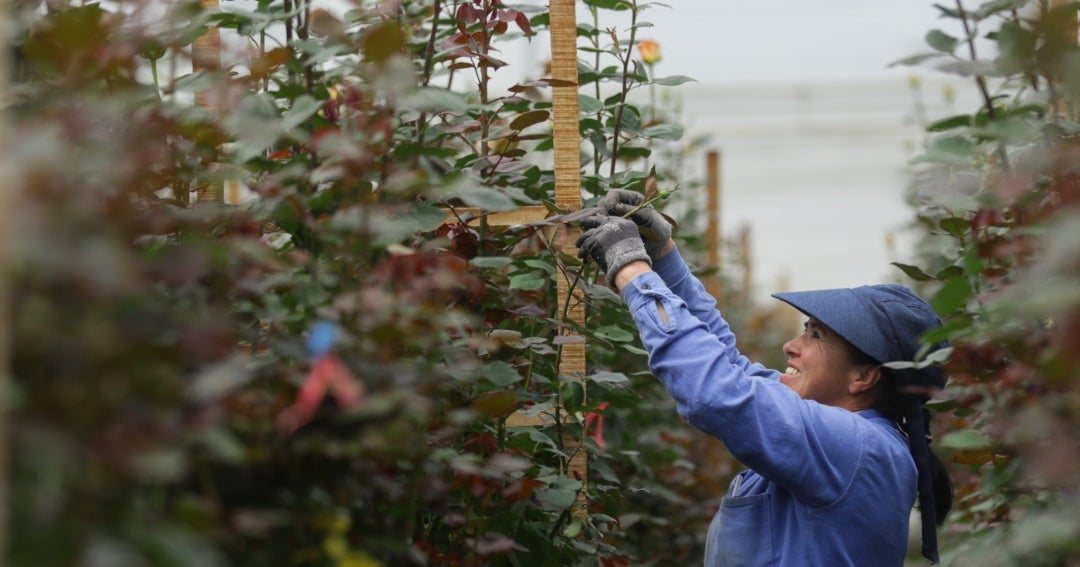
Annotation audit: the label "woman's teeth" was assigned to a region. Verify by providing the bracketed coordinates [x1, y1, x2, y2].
[785, 367, 801, 376]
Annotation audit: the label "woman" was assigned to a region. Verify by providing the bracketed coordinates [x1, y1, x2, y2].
[576, 190, 953, 566]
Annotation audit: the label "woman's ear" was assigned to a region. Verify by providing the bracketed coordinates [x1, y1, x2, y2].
[849, 365, 882, 395]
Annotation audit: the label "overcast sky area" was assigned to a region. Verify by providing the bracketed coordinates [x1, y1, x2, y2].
[486, 0, 969, 87]
[591, 0, 953, 84]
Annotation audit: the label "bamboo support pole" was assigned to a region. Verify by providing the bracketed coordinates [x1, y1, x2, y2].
[547, 0, 587, 499]
[193, 0, 224, 203]
[704, 150, 722, 303]
[1052, 0, 1078, 119]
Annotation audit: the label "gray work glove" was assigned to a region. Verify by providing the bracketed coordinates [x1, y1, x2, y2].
[577, 216, 652, 288]
[597, 189, 672, 260]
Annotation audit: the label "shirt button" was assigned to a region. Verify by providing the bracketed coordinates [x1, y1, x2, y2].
[642, 283, 651, 290]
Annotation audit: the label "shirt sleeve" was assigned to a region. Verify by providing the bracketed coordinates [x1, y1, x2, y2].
[621, 271, 864, 508]
[651, 246, 775, 380]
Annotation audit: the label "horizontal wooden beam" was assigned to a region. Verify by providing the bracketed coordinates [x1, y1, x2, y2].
[445, 205, 549, 227]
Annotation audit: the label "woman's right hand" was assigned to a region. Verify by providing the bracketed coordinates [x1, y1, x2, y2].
[597, 189, 674, 260]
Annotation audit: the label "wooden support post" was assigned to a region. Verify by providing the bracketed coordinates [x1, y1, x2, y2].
[547, 0, 587, 501]
[193, 0, 224, 203]
[704, 150, 722, 304]
[1052, 0, 1078, 119]
[0, 0, 11, 558]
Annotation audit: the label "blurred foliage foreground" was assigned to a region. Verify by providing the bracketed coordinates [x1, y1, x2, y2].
[6, 0, 1080, 566]
[6, 0, 723, 565]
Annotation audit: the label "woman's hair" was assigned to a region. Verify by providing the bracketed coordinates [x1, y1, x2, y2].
[847, 342, 954, 525]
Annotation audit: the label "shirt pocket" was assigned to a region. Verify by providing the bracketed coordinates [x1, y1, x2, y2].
[709, 493, 775, 567]
[642, 294, 677, 333]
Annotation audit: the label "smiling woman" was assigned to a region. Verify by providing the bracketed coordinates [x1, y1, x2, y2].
[576, 189, 954, 566]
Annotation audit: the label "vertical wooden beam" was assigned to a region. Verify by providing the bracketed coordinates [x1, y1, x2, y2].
[1052, 0, 1078, 119]
[549, 0, 587, 503]
[1053, 0, 1079, 45]
[193, 0, 224, 203]
[0, 0, 11, 558]
[704, 150, 722, 304]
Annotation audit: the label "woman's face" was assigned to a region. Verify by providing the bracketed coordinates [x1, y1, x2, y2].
[779, 318, 867, 408]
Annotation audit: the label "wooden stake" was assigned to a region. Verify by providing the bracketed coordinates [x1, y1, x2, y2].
[193, 0, 224, 203]
[704, 150, 722, 304]
[1052, 0, 1078, 119]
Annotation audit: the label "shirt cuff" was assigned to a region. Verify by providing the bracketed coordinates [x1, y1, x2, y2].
[653, 245, 692, 286]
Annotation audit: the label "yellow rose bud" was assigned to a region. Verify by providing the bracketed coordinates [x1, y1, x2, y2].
[638, 39, 661, 65]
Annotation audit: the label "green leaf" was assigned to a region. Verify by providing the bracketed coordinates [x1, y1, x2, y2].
[561, 380, 585, 412]
[892, 262, 934, 282]
[913, 135, 977, 165]
[583, 282, 622, 302]
[933, 3, 964, 18]
[594, 325, 634, 343]
[940, 430, 992, 450]
[281, 95, 323, 129]
[224, 93, 290, 162]
[478, 361, 523, 386]
[927, 114, 973, 132]
[932, 276, 973, 313]
[939, 217, 970, 237]
[652, 75, 697, 86]
[510, 109, 550, 131]
[935, 265, 965, 279]
[450, 183, 518, 212]
[582, 0, 632, 10]
[578, 94, 603, 114]
[536, 476, 584, 509]
[399, 87, 470, 114]
[926, 29, 959, 53]
[882, 346, 953, 370]
[617, 146, 652, 160]
[510, 273, 547, 291]
[975, 0, 1027, 20]
[563, 519, 583, 538]
[341, 203, 447, 247]
[470, 256, 513, 269]
[640, 123, 684, 141]
[523, 429, 561, 453]
[523, 259, 556, 277]
[995, 21, 1037, 74]
[587, 371, 630, 385]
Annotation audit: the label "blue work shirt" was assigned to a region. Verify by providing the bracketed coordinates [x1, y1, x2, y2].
[620, 247, 918, 567]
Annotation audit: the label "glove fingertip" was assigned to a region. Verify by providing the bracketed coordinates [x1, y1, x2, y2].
[615, 188, 644, 205]
[579, 216, 602, 230]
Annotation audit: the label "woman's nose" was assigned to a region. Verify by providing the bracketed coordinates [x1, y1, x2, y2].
[782, 337, 798, 358]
